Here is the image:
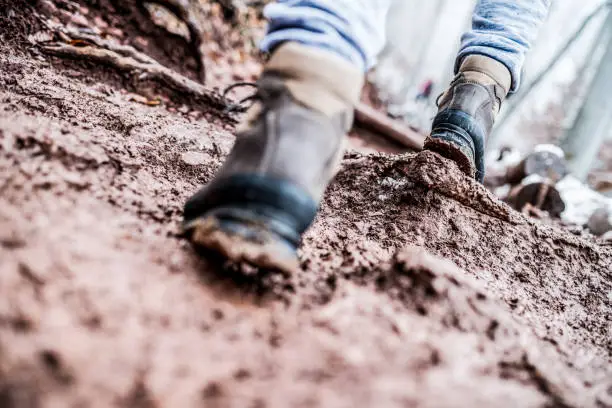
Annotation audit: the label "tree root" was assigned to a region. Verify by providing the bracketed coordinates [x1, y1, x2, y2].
[38, 29, 231, 117]
[137, 0, 207, 83]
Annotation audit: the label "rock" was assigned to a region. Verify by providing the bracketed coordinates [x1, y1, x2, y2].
[505, 145, 568, 185]
[133, 36, 149, 49]
[587, 207, 612, 236]
[38, 0, 58, 15]
[94, 16, 109, 29]
[181, 151, 210, 166]
[27, 31, 54, 45]
[70, 13, 90, 28]
[105, 27, 124, 38]
[557, 175, 612, 226]
[62, 171, 90, 189]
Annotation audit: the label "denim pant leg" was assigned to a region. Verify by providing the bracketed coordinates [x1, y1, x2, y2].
[260, 0, 393, 72]
[261, 0, 551, 91]
[458, 0, 552, 92]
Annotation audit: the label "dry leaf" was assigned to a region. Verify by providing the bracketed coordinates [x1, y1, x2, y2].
[128, 94, 161, 107]
[69, 39, 94, 47]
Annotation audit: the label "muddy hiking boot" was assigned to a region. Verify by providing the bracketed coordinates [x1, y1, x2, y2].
[183, 43, 364, 273]
[425, 55, 512, 182]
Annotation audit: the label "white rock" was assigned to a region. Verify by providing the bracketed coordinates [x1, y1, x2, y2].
[181, 151, 210, 166]
[587, 207, 612, 236]
[557, 175, 612, 226]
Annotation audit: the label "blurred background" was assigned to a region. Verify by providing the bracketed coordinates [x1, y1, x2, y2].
[362, 0, 612, 231]
[372, 0, 611, 180]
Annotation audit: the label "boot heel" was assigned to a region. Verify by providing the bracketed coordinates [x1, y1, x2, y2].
[183, 175, 318, 253]
[428, 109, 486, 182]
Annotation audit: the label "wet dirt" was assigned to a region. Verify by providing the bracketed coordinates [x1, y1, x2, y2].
[0, 2, 611, 408]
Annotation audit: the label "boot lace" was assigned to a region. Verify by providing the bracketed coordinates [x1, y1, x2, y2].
[222, 82, 259, 114]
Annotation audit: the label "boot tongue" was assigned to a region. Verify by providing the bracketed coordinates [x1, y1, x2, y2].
[455, 56, 511, 115]
[264, 42, 364, 117]
[459, 55, 511, 98]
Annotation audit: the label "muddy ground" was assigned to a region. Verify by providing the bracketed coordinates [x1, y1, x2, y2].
[0, 2, 611, 407]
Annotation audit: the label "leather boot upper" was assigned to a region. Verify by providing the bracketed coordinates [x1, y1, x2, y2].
[205, 42, 364, 202]
[437, 55, 511, 134]
[426, 55, 512, 180]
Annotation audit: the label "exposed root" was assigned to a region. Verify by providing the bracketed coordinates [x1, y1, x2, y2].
[38, 29, 231, 115]
[138, 0, 207, 83]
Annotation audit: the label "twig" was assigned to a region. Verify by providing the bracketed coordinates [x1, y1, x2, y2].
[62, 29, 159, 65]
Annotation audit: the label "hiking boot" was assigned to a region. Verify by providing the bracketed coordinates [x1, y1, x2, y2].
[425, 55, 511, 182]
[182, 43, 364, 273]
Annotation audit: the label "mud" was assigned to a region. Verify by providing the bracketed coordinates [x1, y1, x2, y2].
[0, 2, 611, 408]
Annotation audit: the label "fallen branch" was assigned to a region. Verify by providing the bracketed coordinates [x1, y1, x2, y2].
[58, 29, 160, 65]
[354, 102, 425, 151]
[39, 35, 229, 115]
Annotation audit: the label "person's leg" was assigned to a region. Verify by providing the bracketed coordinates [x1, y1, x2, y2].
[260, 0, 393, 72]
[426, 0, 551, 181]
[183, 1, 392, 272]
[458, 0, 552, 92]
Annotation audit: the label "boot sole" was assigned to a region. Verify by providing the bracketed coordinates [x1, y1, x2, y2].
[184, 215, 301, 275]
[427, 109, 486, 182]
[182, 175, 319, 275]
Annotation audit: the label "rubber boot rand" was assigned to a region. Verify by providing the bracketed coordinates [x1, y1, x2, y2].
[425, 55, 511, 182]
[183, 43, 364, 273]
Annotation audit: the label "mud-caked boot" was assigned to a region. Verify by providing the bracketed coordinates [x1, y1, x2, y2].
[183, 43, 364, 273]
[425, 55, 512, 182]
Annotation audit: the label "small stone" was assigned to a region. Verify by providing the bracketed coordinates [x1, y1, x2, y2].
[106, 27, 124, 38]
[39, 0, 58, 15]
[94, 16, 108, 29]
[62, 171, 90, 188]
[133, 36, 149, 49]
[181, 151, 210, 166]
[587, 207, 612, 236]
[70, 13, 90, 27]
[27, 31, 54, 44]
[78, 26, 100, 36]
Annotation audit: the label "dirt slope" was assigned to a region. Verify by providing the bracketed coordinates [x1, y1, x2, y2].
[0, 2, 611, 408]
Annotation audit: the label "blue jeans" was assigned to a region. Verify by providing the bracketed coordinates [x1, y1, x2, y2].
[260, 0, 551, 92]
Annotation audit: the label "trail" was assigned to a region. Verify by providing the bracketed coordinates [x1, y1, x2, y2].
[0, 2, 610, 407]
